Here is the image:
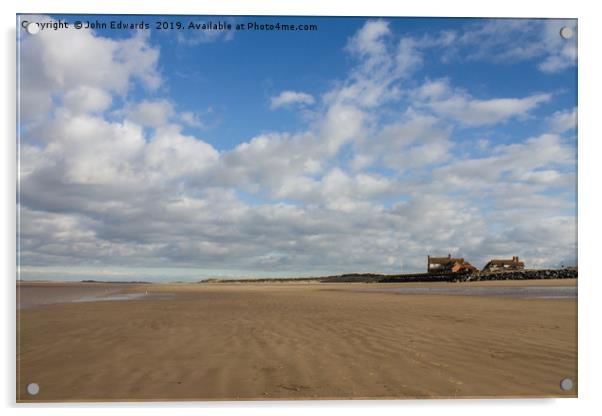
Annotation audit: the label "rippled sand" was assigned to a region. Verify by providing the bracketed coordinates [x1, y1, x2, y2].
[17, 279, 577, 401]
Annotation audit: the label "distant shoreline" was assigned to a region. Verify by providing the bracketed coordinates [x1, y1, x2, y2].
[16, 267, 578, 285]
[200, 268, 578, 284]
[17, 280, 152, 285]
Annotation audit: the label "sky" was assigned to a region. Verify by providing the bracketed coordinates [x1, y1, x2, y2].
[17, 15, 577, 282]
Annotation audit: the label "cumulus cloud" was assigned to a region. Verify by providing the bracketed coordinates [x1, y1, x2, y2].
[270, 91, 315, 110]
[19, 19, 160, 122]
[145, 125, 219, 179]
[61, 86, 112, 114]
[125, 99, 175, 128]
[351, 109, 452, 172]
[26, 111, 146, 185]
[434, 134, 574, 190]
[272, 168, 396, 207]
[122, 101, 206, 130]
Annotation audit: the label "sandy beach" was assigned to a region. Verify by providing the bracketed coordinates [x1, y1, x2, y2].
[16, 279, 577, 401]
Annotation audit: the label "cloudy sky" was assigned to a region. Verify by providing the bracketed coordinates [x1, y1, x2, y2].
[17, 15, 577, 281]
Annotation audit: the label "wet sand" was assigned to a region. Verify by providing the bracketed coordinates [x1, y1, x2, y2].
[16, 279, 577, 401]
[364, 285, 577, 298]
[17, 282, 143, 309]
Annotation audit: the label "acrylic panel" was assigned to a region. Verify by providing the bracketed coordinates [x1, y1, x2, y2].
[16, 14, 578, 402]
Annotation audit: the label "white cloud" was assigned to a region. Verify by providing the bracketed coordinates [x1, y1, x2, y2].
[20, 20, 159, 121]
[124, 102, 206, 130]
[31, 111, 146, 185]
[144, 125, 219, 179]
[215, 131, 322, 193]
[395, 37, 423, 75]
[61, 86, 112, 113]
[415, 78, 449, 100]
[434, 133, 574, 190]
[319, 168, 394, 204]
[433, 93, 551, 126]
[517, 170, 568, 186]
[179, 111, 204, 128]
[346, 20, 390, 60]
[319, 104, 366, 154]
[126, 99, 174, 128]
[548, 107, 577, 133]
[352, 109, 452, 172]
[415, 78, 552, 126]
[270, 91, 315, 110]
[272, 175, 320, 201]
[328, 21, 422, 110]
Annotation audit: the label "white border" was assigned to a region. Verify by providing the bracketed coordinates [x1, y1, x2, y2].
[3, 1, 601, 415]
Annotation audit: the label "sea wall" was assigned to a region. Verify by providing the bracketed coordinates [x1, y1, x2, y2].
[374, 268, 578, 283]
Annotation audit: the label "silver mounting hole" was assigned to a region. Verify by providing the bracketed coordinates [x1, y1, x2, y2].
[560, 377, 573, 391]
[25, 22, 40, 35]
[559, 26, 573, 40]
[26, 382, 40, 395]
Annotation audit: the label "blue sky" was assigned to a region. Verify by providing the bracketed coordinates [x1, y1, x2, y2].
[17, 15, 577, 281]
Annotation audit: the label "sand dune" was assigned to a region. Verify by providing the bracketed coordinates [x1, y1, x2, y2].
[16, 280, 577, 401]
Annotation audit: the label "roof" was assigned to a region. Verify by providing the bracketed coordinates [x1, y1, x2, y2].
[486, 259, 524, 266]
[429, 256, 465, 264]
